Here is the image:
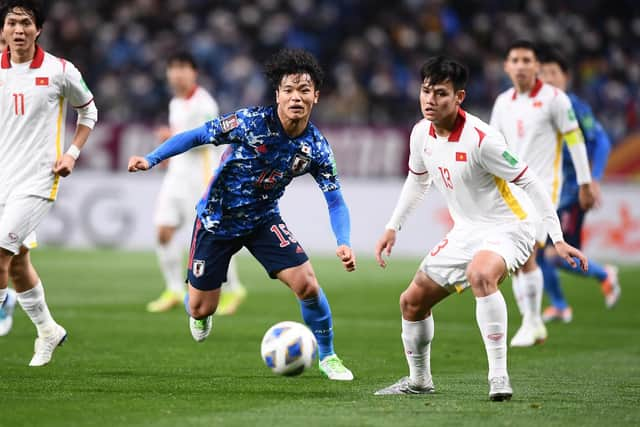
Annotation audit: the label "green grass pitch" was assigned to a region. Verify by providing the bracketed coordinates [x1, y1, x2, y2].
[1, 249, 639, 426]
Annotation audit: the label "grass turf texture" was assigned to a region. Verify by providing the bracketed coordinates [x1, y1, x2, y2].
[1, 249, 639, 426]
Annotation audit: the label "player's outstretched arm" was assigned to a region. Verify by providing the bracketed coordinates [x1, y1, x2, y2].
[554, 241, 588, 272]
[127, 156, 150, 172]
[375, 229, 396, 268]
[323, 189, 356, 272]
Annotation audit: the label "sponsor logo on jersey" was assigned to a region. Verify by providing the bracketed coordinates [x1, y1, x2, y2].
[455, 152, 467, 162]
[192, 260, 206, 278]
[501, 150, 519, 166]
[291, 154, 311, 175]
[7, 232, 18, 243]
[35, 77, 49, 86]
[221, 114, 239, 133]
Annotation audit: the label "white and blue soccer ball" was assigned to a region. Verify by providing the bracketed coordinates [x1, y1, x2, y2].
[260, 321, 317, 376]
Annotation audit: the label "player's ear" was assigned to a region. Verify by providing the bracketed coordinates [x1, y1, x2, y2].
[314, 90, 319, 104]
[455, 89, 466, 105]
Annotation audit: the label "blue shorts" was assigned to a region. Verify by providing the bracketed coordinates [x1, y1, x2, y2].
[187, 215, 309, 291]
[558, 202, 586, 248]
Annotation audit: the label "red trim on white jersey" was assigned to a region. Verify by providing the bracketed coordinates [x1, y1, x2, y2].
[511, 166, 529, 183]
[72, 97, 94, 109]
[428, 108, 467, 142]
[1, 45, 46, 69]
[409, 167, 428, 175]
[475, 127, 486, 147]
[510, 78, 544, 100]
[0, 48, 9, 68]
[184, 85, 198, 100]
[59, 57, 67, 72]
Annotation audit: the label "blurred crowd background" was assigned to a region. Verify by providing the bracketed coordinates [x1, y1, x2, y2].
[35, 0, 639, 146]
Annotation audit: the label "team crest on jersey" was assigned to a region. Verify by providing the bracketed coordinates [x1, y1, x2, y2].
[291, 154, 311, 175]
[192, 260, 206, 278]
[220, 114, 239, 133]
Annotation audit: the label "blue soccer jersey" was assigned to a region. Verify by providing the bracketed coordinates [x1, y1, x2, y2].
[145, 105, 344, 239]
[558, 93, 611, 209]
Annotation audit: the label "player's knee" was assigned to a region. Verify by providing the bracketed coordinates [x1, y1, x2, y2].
[400, 290, 429, 320]
[287, 267, 318, 300]
[466, 267, 497, 295]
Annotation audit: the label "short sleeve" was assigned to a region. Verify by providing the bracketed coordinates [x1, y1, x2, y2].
[311, 138, 341, 193]
[63, 61, 94, 108]
[550, 91, 580, 134]
[408, 123, 428, 175]
[478, 131, 528, 182]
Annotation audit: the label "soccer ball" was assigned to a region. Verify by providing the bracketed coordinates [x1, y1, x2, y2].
[260, 321, 317, 376]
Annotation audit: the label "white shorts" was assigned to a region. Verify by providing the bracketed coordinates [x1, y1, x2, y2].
[420, 221, 536, 294]
[0, 195, 53, 254]
[153, 175, 202, 228]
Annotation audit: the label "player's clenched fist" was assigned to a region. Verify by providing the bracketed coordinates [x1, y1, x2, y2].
[128, 156, 150, 172]
[336, 245, 356, 272]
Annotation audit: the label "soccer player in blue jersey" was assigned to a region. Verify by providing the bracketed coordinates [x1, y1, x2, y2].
[539, 49, 621, 322]
[128, 49, 355, 380]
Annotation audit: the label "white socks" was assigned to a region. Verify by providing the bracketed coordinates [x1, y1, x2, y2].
[16, 282, 57, 337]
[0, 287, 7, 307]
[401, 316, 434, 387]
[519, 268, 543, 324]
[511, 274, 525, 316]
[156, 239, 185, 295]
[476, 291, 508, 379]
[221, 257, 242, 292]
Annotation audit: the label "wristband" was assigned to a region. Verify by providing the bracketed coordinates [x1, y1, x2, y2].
[66, 145, 81, 160]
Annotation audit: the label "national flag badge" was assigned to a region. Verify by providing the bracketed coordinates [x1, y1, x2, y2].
[192, 260, 206, 278]
[35, 77, 49, 86]
[533, 100, 543, 108]
[455, 151, 467, 162]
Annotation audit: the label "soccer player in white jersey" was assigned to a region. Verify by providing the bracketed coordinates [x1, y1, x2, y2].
[490, 40, 595, 347]
[0, 1, 98, 365]
[146, 52, 247, 314]
[374, 57, 586, 400]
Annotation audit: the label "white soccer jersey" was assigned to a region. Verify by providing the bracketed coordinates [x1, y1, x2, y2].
[490, 79, 579, 205]
[409, 109, 531, 228]
[0, 46, 95, 202]
[165, 86, 221, 187]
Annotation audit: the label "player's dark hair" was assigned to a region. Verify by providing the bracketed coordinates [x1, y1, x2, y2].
[264, 48, 324, 90]
[0, 0, 45, 29]
[420, 56, 468, 91]
[539, 47, 569, 74]
[167, 51, 198, 70]
[506, 39, 539, 59]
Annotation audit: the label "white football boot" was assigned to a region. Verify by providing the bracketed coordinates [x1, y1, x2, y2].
[189, 315, 212, 342]
[510, 319, 547, 347]
[29, 324, 67, 366]
[489, 376, 513, 401]
[375, 376, 435, 395]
